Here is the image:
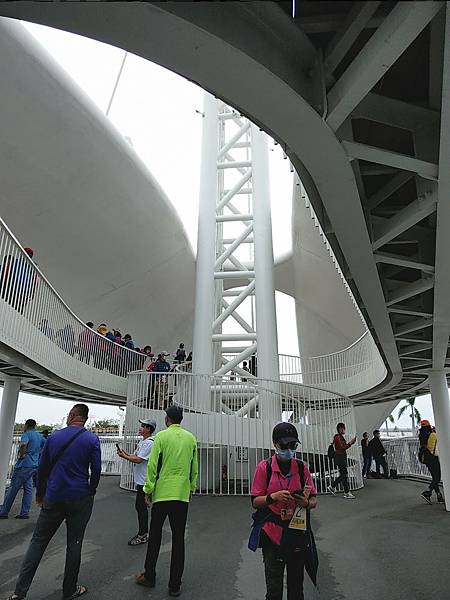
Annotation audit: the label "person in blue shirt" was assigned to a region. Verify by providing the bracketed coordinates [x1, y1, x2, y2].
[6, 403, 101, 600]
[0, 419, 42, 519]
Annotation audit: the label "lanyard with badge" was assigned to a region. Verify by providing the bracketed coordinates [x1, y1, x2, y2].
[288, 485, 311, 531]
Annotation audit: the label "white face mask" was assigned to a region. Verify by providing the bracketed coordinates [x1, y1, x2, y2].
[275, 448, 296, 461]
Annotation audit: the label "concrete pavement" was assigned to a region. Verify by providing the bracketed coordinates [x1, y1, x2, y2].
[1, 476, 449, 599]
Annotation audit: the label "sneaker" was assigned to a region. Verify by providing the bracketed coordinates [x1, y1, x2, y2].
[135, 573, 155, 588]
[168, 588, 181, 597]
[14, 515, 30, 520]
[421, 492, 432, 505]
[128, 533, 148, 546]
[0, 514, 8, 519]
[327, 485, 336, 496]
[437, 493, 445, 504]
[343, 493, 356, 499]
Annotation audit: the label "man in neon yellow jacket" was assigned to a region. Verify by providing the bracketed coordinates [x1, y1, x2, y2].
[136, 404, 198, 597]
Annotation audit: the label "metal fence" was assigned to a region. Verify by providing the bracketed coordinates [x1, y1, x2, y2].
[383, 437, 432, 481]
[279, 331, 387, 397]
[7, 435, 123, 483]
[120, 371, 363, 496]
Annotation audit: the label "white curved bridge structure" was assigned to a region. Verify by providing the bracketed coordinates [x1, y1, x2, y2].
[1, 3, 450, 507]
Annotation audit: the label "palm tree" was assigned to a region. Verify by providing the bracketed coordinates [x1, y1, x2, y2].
[398, 398, 421, 435]
[385, 414, 395, 437]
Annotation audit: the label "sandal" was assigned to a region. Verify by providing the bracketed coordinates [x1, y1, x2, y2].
[64, 585, 88, 599]
[128, 533, 148, 546]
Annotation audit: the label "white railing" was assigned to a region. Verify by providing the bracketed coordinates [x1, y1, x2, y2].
[383, 437, 433, 481]
[278, 331, 387, 397]
[120, 371, 363, 495]
[0, 216, 146, 398]
[7, 434, 123, 483]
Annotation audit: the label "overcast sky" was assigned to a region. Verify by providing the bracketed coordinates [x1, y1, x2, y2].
[0, 21, 436, 428]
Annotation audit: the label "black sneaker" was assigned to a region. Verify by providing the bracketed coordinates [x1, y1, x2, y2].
[437, 493, 445, 503]
[421, 492, 432, 505]
[168, 587, 181, 597]
[135, 573, 155, 588]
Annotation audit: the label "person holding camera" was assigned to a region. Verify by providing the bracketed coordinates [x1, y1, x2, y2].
[327, 422, 357, 499]
[249, 422, 317, 600]
[117, 418, 156, 546]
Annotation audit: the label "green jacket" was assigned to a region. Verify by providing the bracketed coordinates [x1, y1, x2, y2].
[143, 424, 198, 502]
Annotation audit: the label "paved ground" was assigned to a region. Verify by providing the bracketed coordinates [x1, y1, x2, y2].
[1, 476, 449, 599]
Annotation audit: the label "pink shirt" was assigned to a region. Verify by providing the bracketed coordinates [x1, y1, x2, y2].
[250, 455, 316, 546]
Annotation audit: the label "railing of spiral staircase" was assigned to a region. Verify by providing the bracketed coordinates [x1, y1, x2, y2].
[120, 370, 363, 495]
[0, 215, 145, 398]
[278, 331, 387, 397]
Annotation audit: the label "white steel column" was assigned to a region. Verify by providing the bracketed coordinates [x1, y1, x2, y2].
[428, 371, 450, 511]
[0, 376, 20, 500]
[192, 94, 219, 411]
[251, 125, 280, 420]
[192, 94, 219, 378]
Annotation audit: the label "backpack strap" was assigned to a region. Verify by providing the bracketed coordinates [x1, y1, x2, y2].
[265, 457, 305, 491]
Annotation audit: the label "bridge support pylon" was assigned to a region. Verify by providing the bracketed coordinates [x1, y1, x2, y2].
[0, 375, 21, 500]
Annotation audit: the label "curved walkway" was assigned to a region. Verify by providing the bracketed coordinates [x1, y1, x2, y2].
[0, 476, 448, 600]
[2, 3, 447, 406]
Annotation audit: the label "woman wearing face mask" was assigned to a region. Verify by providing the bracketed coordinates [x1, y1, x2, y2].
[249, 423, 317, 600]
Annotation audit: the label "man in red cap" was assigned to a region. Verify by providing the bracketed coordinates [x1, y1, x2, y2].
[419, 420, 444, 504]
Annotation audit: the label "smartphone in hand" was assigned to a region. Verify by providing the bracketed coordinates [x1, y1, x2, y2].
[115, 443, 121, 452]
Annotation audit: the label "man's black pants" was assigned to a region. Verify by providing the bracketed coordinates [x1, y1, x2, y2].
[374, 456, 388, 477]
[144, 501, 189, 591]
[332, 458, 349, 493]
[261, 534, 306, 600]
[15, 495, 94, 598]
[135, 485, 149, 535]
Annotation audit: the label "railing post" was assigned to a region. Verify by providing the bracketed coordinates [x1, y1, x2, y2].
[0, 375, 20, 500]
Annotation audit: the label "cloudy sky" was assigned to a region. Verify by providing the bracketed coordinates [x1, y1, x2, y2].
[0, 20, 435, 429]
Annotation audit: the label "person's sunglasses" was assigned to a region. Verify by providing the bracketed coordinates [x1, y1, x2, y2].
[278, 441, 298, 450]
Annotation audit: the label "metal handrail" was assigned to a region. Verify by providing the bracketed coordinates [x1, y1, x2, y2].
[122, 370, 362, 495]
[0, 215, 145, 397]
[0, 215, 143, 362]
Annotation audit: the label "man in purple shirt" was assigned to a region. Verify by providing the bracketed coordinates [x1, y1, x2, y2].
[6, 404, 101, 600]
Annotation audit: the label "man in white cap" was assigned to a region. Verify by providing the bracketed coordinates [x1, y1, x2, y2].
[117, 418, 156, 545]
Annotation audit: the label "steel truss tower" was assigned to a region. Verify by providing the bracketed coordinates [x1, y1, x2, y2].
[192, 95, 280, 416]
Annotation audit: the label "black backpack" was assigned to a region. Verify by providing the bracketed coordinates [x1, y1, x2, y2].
[327, 442, 335, 461]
